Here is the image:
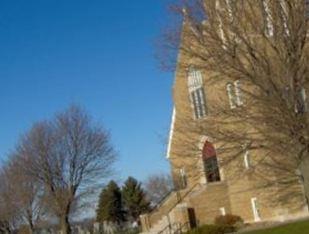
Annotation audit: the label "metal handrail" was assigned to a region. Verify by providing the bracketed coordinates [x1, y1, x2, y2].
[149, 189, 176, 214]
[157, 221, 190, 234]
[149, 183, 202, 233]
[158, 223, 180, 234]
[150, 182, 202, 215]
[173, 222, 190, 234]
[166, 182, 202, 215]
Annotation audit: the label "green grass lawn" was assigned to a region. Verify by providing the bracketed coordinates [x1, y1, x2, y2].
[244, 220, 309, 234]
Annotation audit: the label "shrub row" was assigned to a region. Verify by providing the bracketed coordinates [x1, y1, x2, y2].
[215, 214, 244, 228]
[186, 214, 244, 234]
[185, 224, 235, 234]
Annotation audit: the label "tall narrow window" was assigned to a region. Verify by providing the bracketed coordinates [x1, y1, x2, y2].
[188, 68, 207, 119]
[251, 197, 261, 222]
[191, 87, 207, 119]
[227, 80, 243, 109]
[263, 0, 274, 37]
[203, 141, 221, 183]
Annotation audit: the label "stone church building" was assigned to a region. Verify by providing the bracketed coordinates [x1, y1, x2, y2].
[140, 1, 309, 233]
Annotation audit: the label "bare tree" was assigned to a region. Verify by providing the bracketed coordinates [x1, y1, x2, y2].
[4, 158, 44, 234]
[0, 157, 45, 234]
[0, 169, 20, 233]
[13, 105, 116, 234]
[160, 0, 309, 207]
[144, 173, 174, 205]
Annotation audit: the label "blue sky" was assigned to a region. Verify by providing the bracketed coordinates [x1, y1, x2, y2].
[0, 0, 174, 183]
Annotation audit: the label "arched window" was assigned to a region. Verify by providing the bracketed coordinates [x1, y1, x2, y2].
[188, 68, 207, 119]
[202, 141, 221, 183]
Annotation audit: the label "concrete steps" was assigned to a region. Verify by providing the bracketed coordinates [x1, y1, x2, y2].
[140, 216, 170, 234]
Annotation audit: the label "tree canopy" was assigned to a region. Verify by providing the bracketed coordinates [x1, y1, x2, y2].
[122, 177, 150, 221]
[96, 181, 125, 224]
[8, 105, 116, 234]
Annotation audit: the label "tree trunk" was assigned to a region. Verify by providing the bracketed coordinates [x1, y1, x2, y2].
[60, 214, 71, 234]
[300, 156, 309, 211]
[0, 221, 11, 234]
[28, 221, 34, 234]
[27, 211, 34, 234]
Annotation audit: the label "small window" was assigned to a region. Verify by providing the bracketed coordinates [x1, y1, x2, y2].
[227, 80, 243, 109]
[295, 88, 307, 114]
[263, 0, 274, 37]
[180, 168, 187, 188]
[220, 207, 226, 216]
[251, 197, 261, 222]
[244, 150, 250, 169]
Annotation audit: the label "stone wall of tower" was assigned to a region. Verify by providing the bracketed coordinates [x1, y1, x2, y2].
[167, 45, 308, 224]
[164, 1, 309, 227]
